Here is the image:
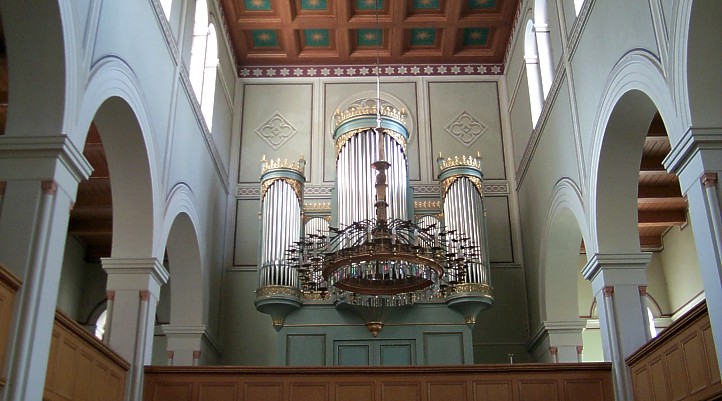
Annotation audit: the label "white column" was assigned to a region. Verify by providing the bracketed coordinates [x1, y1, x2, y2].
[666, 132, 722, 373]
[534, 22, 555, 97]
[582, 253, 651, 401]
[162, 324, 206, 366]
[103, 258, 169, 401]
[0, 136, 91, 401]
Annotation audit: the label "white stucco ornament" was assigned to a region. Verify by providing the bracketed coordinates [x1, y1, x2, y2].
[444, 111, 488, 147]
[255, 112, 298, 150]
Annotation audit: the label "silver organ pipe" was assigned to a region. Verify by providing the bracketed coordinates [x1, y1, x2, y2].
[258, 157, 305, 289]
[438, 155, 490, 289]
[335, 129, 409, 227]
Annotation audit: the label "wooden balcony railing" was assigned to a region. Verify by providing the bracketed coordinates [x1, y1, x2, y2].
[0, 264, 21, 389]
[144, 363, 613, 401]
[627, 301, 721, 401]
[44, 310, 130, 401]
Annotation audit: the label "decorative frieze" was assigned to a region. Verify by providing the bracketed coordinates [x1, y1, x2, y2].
[238, 64, 503, 79]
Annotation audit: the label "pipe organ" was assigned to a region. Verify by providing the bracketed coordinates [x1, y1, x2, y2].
[438, 154, 491, 291]
[255, 98, 493, 334]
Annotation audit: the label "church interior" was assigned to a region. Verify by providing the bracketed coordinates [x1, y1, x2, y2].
[0, 0, 720, 400]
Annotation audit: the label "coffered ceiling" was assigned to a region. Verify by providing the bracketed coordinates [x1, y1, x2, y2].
[219, 0, 519, 68]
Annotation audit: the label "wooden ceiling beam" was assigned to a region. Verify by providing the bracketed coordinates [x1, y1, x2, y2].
[639, 235, 663, 251]
[638, 184, 682, 199]
[637, 210, 687, 227]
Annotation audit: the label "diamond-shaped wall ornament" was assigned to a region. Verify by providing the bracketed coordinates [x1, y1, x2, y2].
[444, 111, 488, 147]
[255, 112, 298, 150]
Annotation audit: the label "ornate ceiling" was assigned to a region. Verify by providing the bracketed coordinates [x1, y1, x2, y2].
[219, 0, 519, 69]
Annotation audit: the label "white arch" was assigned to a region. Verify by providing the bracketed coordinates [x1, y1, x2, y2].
[74, 56, 162, 258]
[161, 183, 207, 325]
[538, 177, 589, 321]
[588, 50, 683, 254]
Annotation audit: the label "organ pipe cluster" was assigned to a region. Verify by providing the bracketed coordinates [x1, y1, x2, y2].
[255, 101, 493, 331]
[334, 104, 409, 225]
[437, 153, 493, 324]
[258, 156, 306, 290]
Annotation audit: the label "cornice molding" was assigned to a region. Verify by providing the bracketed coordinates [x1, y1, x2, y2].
[0, 135, 93, 184]
[238, 64, 503, 79]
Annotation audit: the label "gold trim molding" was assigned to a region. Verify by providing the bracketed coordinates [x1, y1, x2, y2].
[334, 105, 407, 127]
[255, 285, 302, 299]
[261, 178, 303, 205]
[260, 155, 306, 175]
[335, 128, 407, 156]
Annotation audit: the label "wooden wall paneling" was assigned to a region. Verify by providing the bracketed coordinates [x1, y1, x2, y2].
[44, 310, 129, 401]
[335, 381, 374, 401]
[243, 382, 283, 401]
[289, 382, 329, 401]
[427, 380, 467, 401]
[627, 301, 722, 401]
[702, 325, 721, 385]
[472, 380, 514, 401]
[562, 379, 611, 401]
[0, 265, 20, 387]
[144, 364, 613, 401]
[517, 380, 559, 401]
[381, 381, 421, 401]
[150, 382, 194, 401]
[198, 382, 238, 401]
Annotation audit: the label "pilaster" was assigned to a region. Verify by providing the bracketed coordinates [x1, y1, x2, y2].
[162, 324, 207, 366]
[0, 135, 91, 401]
[582, 252, 651, 401]
[103, 257, 169, 401]
[527, 320, 586, 363]
[664, 129, 722, 373]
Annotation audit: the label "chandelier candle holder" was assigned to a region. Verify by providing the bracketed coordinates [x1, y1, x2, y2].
[254, 155, 306, 330]
[438, 153, 494, 326]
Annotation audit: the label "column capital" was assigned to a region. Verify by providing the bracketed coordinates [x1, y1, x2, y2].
[102, 257, 169, 291]
[0, 135, 92, 184]
[161, 324, 207, 338]
[582, 252, 651, 283]
[664, 127, 722, 191]
[702, 172, 718, 188]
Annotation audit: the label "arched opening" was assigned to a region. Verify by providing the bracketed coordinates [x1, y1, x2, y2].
[155, 211, 207, 365]
[93, 97, 155, 258]
[592, 90, 702, 347]
[200, 22, 218, 131]
[537, 179, 596, 362]
[57, 122, 114, 331]
[533, 0, 556, 97]
[524, 19, 544, 125]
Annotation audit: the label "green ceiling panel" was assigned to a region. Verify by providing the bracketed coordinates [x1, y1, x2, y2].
[468, 0, 496, 9]
[462, 28, 489, 46]
[251, 30, 279, 47]
[410, 28, 436, 46]
[357, 29, 382, 47]
[301, 0, 328, 10]
[412, 0, 440, 9]
[356, 0, 383, 10]
[244, 0, 271, 11]
[304, 29, 330, 47]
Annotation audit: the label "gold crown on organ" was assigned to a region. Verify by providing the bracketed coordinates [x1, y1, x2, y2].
[437, 152, 483, 172]
[260, 154, 306, 175]
[334, 104, 408, 127]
